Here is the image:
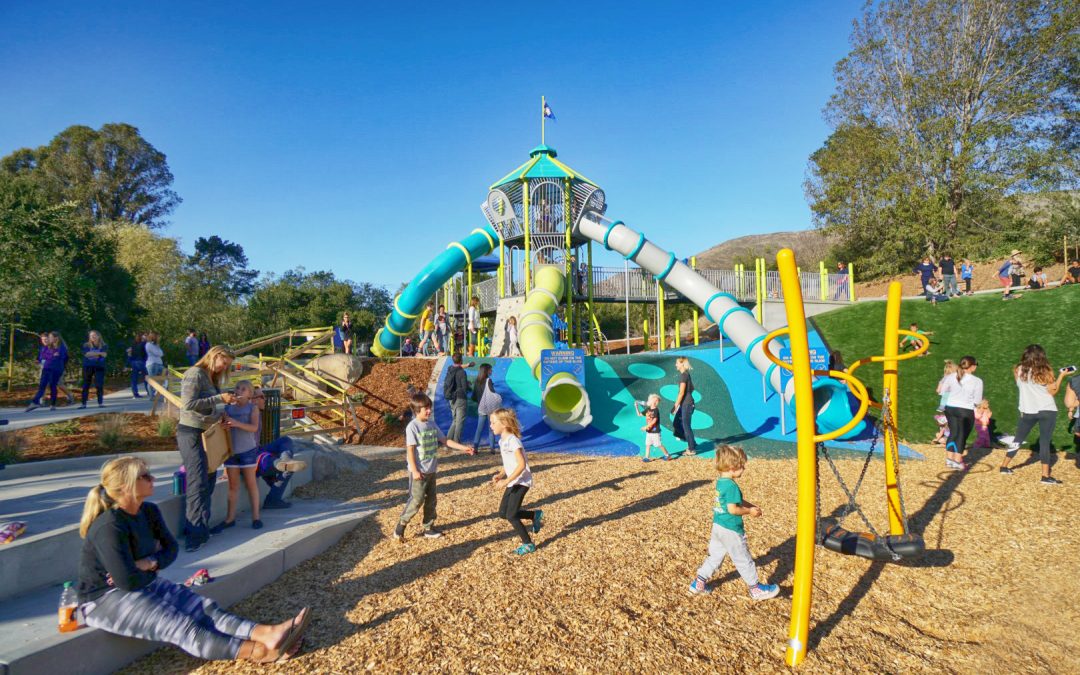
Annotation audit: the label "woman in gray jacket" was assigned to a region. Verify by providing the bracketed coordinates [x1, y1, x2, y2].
[178, 345, 236, 552]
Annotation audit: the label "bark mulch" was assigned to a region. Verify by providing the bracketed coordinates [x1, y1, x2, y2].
[6, 413, 176, 462]
[332, 358, 435, 447]
[126, 444, 1078, 674]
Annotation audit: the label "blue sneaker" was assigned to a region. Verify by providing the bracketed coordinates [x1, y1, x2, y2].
[514, 543, 537, 556]
[532, 510, 544, 535]
[688, 577, 711, 595]
[749, 583, 780, 601]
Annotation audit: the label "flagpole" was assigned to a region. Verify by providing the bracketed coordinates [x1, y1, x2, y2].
[541, 95, 545, 145]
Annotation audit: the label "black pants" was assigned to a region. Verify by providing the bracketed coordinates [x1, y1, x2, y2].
[177, 424, 215, 544]
[964, 278, 972, 293]
[82, 365, 106, 404]
[500, 484, 535, 544]
[1011, 410, 1057, 467]
[944, 406, 975, 456]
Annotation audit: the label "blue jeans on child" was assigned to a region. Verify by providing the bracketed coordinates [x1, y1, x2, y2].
[129, 359, 147, 396]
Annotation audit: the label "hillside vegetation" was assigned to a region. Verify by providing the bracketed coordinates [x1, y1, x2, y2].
[814, 285, 1080, 450]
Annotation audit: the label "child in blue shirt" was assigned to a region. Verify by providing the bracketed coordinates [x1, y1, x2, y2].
[688, 445, 779, 601]
[960, 259, 974, 295]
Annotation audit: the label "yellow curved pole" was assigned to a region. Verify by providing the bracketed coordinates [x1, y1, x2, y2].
[777, 248, 815, 668]
[882, 282, 904, 535]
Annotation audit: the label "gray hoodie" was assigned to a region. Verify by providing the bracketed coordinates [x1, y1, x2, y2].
[179, 366, 225, 430]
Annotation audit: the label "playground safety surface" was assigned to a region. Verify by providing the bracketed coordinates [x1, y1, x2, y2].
[126, 447, 1078, 674]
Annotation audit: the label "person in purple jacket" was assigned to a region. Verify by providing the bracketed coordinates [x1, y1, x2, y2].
[26, 331, 69, 412]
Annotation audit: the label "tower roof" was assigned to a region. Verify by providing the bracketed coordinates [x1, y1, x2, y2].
[489, 145, 599, 189]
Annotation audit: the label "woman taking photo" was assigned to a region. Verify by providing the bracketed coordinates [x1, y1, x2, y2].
[178, 345, 236, 552]
[939, 355, 983, 470]
[672, 357, 697, 455]
[78, 457, 310, 662]
[1000, 344, 1067, 484]
[80, 330, 108, 409]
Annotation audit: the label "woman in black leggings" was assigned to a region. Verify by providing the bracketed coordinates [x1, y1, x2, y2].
[941, 356, 982, 470]
[1000, 344, 1068, 484]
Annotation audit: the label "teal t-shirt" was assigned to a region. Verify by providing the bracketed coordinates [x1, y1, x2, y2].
[711, 477, 745, 533]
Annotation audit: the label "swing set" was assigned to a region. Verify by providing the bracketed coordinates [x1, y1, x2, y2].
[762, 249, 930, 667]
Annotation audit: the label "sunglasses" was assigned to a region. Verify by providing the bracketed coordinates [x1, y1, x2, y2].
[139, 472, 155, 482]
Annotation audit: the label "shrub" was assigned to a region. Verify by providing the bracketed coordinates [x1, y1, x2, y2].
[42, 419, 81, 437]
[349, 391, 367, 403]
[96, 415, 129, 451]
[379, 355, 396, 365]
[398, 374, 411, 383]
[156, 416, 177, 437]
[0, 432, 26, 465]
[383, 412, 402, 427]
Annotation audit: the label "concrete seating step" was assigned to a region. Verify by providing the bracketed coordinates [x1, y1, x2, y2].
[0, 497, 373, 675]
[0, 450, 314, 602]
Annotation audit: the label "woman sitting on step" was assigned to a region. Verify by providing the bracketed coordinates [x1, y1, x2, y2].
[77, 456, 311, 663]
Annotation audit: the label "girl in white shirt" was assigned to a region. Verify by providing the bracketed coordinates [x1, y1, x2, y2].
[1000, 345, 1067, 484]
[939, 355, 983, 470]
[489, 408, 542, 555]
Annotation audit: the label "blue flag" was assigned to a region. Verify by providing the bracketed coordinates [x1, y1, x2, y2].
[543, 101, 556, 121]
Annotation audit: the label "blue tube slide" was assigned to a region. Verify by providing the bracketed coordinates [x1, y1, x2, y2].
[371, 225, 499, 357]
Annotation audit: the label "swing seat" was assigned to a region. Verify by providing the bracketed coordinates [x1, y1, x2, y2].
[819, 521, 925, 562]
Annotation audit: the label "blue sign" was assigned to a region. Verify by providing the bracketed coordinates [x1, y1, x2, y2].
[540, 348, 585, 390]
[778, 347, 829, 392]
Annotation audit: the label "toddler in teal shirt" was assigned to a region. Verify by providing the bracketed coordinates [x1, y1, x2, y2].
[689, 445, 779, 600]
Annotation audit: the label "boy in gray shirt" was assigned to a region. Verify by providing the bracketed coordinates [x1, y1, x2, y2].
[394, 393, 474, 540]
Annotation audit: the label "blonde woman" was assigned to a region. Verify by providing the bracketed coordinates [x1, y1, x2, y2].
[80, 330, 108, 409]
[672, 357, 697, 455]
[77, 457, 309, 662]
[178, 345, 237, 552]
[1000, 344, 1067, 483]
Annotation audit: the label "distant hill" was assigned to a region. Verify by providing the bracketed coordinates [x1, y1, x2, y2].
[693, 230, 839, 269]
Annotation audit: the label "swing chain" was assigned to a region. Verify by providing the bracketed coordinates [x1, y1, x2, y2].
[818, 419, 882, 540]
[880, 391, 911, 532]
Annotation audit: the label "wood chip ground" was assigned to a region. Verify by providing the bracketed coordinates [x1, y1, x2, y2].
[125, 445, 1079, 674]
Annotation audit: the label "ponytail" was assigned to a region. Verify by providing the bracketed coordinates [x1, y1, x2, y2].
[78, 456, 147, 538]
[79, 485, 112, 538]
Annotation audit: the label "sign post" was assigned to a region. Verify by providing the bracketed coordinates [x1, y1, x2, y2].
[540, 348, 585, 391]
[778, 346, 828, 435]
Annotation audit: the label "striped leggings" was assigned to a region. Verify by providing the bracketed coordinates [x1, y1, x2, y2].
[83, 577, 255, 660]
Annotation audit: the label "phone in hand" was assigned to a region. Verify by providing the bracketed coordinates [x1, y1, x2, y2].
[1060, 365, 1077, 373]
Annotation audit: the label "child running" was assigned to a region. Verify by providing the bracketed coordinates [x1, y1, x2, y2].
[394, 393, 474, 541]
[973, 399, 994, 449]
[936, 360, 957, 412]
[634, 394, 673, 462]
[489, 408, 543, 555]
[689, 445, 779, 601]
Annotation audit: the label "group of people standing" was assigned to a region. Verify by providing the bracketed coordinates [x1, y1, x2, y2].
[936, 344, 1069, 484]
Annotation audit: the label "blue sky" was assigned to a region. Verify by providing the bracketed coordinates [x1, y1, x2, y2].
[0, 1, 861, 289]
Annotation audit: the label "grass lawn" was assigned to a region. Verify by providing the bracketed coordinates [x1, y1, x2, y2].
[814, 284, 1080, 450]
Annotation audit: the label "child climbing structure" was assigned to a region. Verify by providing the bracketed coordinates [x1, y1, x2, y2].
[372, 143, 865, 439]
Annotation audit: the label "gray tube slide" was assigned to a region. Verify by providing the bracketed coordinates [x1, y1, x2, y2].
[574, 211, 785, 397]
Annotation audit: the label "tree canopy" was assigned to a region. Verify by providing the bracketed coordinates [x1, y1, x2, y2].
[807, 0, 1079, 275]
[0, 123, 181, 228]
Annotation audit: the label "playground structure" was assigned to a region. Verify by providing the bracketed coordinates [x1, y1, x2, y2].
[146, 326, 398, 444]
[766, 248, 928, 667]
[372, 144, 861, 435]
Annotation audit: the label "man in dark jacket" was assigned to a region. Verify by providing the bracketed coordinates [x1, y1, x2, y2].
[444, 353, 470, 442]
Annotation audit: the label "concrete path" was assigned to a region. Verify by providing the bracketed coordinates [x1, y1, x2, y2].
[0, 389, 154, 432]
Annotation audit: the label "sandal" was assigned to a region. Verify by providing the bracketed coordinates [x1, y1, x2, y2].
[275, 607, 311, 662]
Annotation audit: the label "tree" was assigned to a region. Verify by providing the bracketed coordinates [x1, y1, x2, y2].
[186, 235, 259, 300]
[0, 173, 137, 356]
[0, 123, 181, 228]
[807, 0, 1079, 275]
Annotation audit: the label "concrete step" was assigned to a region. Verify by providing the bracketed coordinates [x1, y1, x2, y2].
[0, 450, 314, 602]
[0, 497, 374, 675]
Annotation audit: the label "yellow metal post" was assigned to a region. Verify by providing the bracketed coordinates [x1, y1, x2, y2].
[657, 282, 666, 352]
[883, 282, 904, 534]
[848, 262, 856, 302]
[643, 319, 649, 351]
[691, 256, 700, 345]
[819, 261, 827, 300]
[737, 263, 744, 299]
[755, 258, 764, 323]
[498, 231, 505, 298]
[6, 321, 13, 392]
[523, 180, 531, 293]
[777, 248, 817, 668]
[588, 242, 595, 355]
[675, 319, 681, 348]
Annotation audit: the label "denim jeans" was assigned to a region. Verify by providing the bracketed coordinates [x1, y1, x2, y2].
[32, 368, 64, 405]
[130, 359, 147, 396]
[473, 414, 495, 448]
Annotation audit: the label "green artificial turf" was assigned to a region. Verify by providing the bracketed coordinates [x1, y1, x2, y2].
[814, 284, 1080, 452]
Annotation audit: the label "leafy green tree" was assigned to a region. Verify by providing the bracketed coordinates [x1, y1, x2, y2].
[247, 269, 392, 343]
[807, 0, 1079, 276]
[1, 124, 181, 228]
[186, 235, 259, 300]
[0, 173, 137, 358]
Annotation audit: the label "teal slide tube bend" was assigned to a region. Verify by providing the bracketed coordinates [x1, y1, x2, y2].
[372, 225, 499, 357]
